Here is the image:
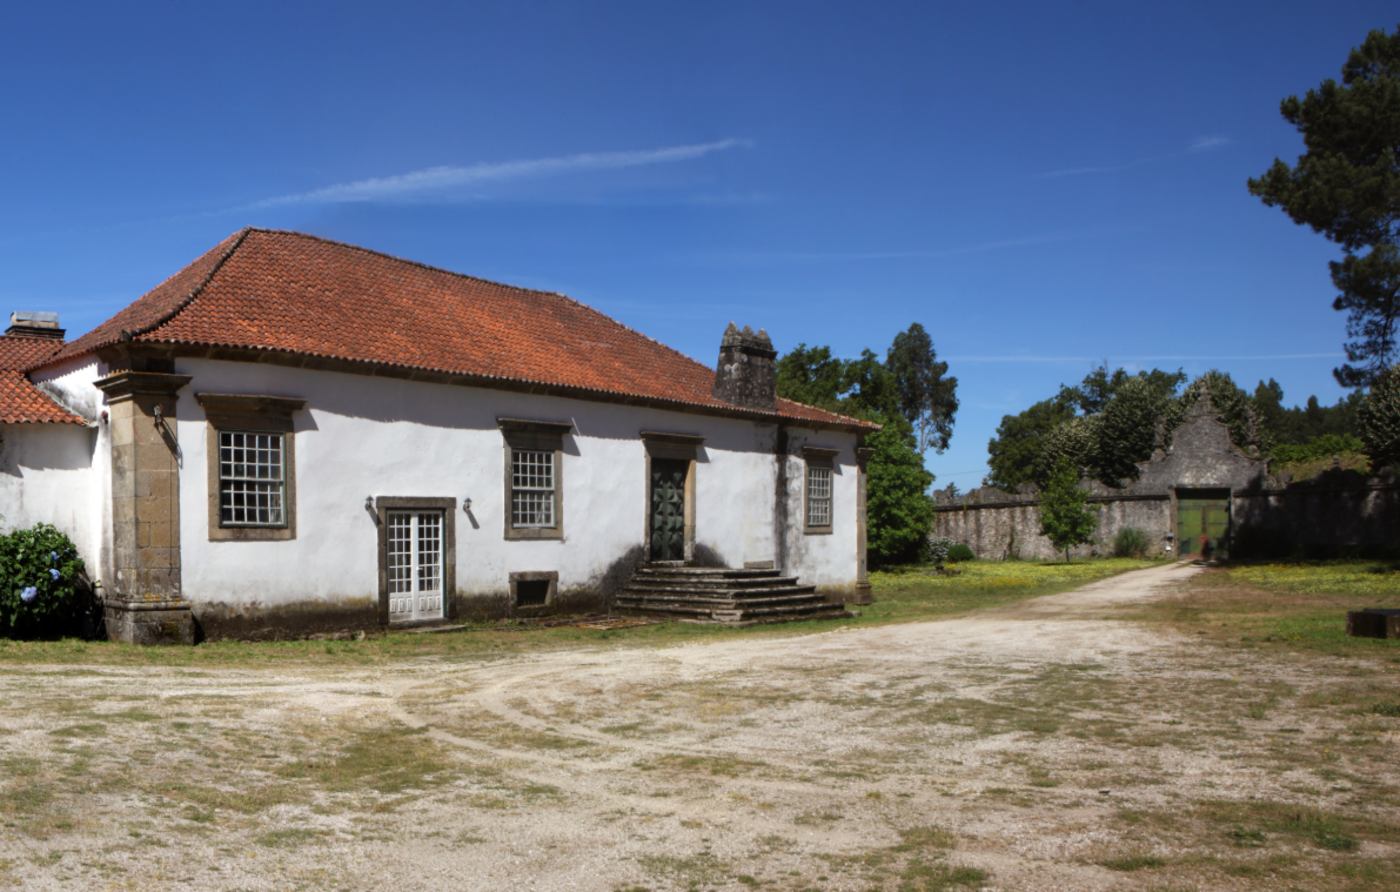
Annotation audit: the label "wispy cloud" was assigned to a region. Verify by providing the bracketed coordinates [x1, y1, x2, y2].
[946, 352, 1342, 364]
[1188, 135, 1232, 153]
[1038, 135, 1232, 179]
[245, 139, 752, 209]
[715, 232, 1089, 263]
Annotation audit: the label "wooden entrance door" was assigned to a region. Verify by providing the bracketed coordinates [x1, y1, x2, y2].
[1176, 490, 1230, 558]
[386, 509, 445, 622]
[649, 459, 688, 562]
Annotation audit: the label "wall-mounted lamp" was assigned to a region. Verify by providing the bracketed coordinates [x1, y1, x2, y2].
[463, 497, 472, 512]
[153, 404, 163, 424]
[365, 495, 374, 511]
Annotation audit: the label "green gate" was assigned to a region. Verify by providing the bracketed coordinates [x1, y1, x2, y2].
[650, 459, 688, 562]
[1176, 489, 1231, 558]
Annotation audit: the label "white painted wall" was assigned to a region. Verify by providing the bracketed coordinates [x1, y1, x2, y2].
[171, 358, 861, 613]
[0, 423, 100, 570]
[29, 357, 110, 582]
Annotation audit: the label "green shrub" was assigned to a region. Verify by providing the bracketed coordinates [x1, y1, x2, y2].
[1112, 527, 1151, 558]
[924, 536, 952, 568]
[947, 543, 975, 562]
[0, 524, 94, 639]
[1269, 433, 1366, 465]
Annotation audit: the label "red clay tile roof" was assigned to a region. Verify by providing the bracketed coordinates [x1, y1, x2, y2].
[47, 229, 874, 431]
[0, 335, 85, 424]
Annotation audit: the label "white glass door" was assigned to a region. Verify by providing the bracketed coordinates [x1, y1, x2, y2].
[386, 510, 445, 623]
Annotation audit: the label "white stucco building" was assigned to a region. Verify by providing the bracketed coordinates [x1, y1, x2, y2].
[2, 230, 875, 642]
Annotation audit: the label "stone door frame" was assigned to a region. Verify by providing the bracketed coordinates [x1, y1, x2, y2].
[640, 432, 702, 563]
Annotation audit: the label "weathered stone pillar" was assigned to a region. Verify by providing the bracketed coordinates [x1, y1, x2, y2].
[95, 370, 194, 645]
[853, 445, 873, 604]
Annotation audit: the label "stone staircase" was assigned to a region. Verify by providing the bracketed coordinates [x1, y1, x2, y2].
[615, 563, 850, 625]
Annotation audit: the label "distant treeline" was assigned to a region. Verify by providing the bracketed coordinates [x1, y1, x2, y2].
[984, 365, 1367, 491]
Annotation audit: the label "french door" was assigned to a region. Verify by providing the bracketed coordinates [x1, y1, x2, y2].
[386, 510, 445, 623]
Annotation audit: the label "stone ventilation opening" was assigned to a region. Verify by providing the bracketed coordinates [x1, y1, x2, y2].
[509, 574, 551, 607]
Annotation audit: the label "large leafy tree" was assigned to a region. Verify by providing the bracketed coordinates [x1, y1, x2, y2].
[1038, 462, 1098, 563]
[1248, 26, 1400, 387]
[986, 364, 1184, 489]
[1091, 375, 1176, 484]
[986, 395, 1076, 491]
[886, 322, 959, 453]
[864, 416, 936, 565]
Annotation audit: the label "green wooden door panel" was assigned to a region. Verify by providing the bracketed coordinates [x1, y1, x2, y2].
[650, 459, 688, 561]
[1177, 493, 1230, 557]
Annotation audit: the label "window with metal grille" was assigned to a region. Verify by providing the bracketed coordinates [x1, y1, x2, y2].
[218, 431, 287, 527]
[806, 464, 832, 529]
[511, 449, 556, 528]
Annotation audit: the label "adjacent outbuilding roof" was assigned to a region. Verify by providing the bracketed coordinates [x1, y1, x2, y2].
[0, 335, 84, 424]
[45, 229, 873, 431]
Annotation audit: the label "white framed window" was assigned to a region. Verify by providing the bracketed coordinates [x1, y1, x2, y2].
[806, 465, 833, 529]
[197, 393, 304, 542]
[498, 417, 571, 541]
[218, 430, 287, 527]
[511, 449, 556, 528]
[803, 447, 837, 535]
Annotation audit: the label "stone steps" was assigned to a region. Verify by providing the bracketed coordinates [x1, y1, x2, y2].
[616, 562, 848, 626]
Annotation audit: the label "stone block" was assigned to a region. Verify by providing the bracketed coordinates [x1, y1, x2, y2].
[105, 600, 194, 646]
[1347, 609, 1400, 639]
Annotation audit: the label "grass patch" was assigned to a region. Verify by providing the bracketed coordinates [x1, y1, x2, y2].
[254, 827, 327, 848]
[277, 724, 457, 794]
[1131, 561, 1400, 658]
[1097, 853, 1165, 871]
[1197, 800, 1371, 853]
[865, 558, 1156, 624]
[0, 559, 1155, 668]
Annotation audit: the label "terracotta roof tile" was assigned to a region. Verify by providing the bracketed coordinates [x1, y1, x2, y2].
[0, 335, 85, 424]
[47, 229, 874, 431]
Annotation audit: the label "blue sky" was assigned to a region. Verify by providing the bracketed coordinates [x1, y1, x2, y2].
[1, 1, 1393, 486]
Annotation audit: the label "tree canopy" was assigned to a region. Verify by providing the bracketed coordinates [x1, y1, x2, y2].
[1248, 26, 1400, 387]
[886, 322, 959, 454]
[986, 363, 1186, 490]
[774, 323, 957, 565]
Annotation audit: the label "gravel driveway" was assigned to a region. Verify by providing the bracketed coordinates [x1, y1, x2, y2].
[3, 561, 1395, 890]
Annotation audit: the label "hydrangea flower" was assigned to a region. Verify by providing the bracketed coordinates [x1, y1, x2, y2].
[49, 568, 61, 580]
[20, 586, 37, 603]
[50, 551, 58, 563]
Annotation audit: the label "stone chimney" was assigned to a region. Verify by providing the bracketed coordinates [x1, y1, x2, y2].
[6, 311, 64, 339]
[712, 322, 777, 411]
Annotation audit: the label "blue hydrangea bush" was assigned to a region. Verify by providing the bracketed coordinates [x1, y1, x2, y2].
[0, 523, 93, 638]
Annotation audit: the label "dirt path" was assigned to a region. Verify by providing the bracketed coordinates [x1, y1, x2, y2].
[3, 562, 1395, 891]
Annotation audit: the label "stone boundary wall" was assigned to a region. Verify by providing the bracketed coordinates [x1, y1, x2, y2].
[935, 473, 1400, 561]
[934, 491, 1171, 561]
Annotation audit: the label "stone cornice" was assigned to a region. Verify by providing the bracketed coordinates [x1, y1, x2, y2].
[93, 370, 192, 402]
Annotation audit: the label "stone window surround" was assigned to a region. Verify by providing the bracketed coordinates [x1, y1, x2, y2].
[509, 570, 559, 611]
[641, 431, 703, 563]
[499, 417, 573, 541]
[197, 393, 306, 542]
[802, 446, 839, 535]
[374, 496, 457, 626]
